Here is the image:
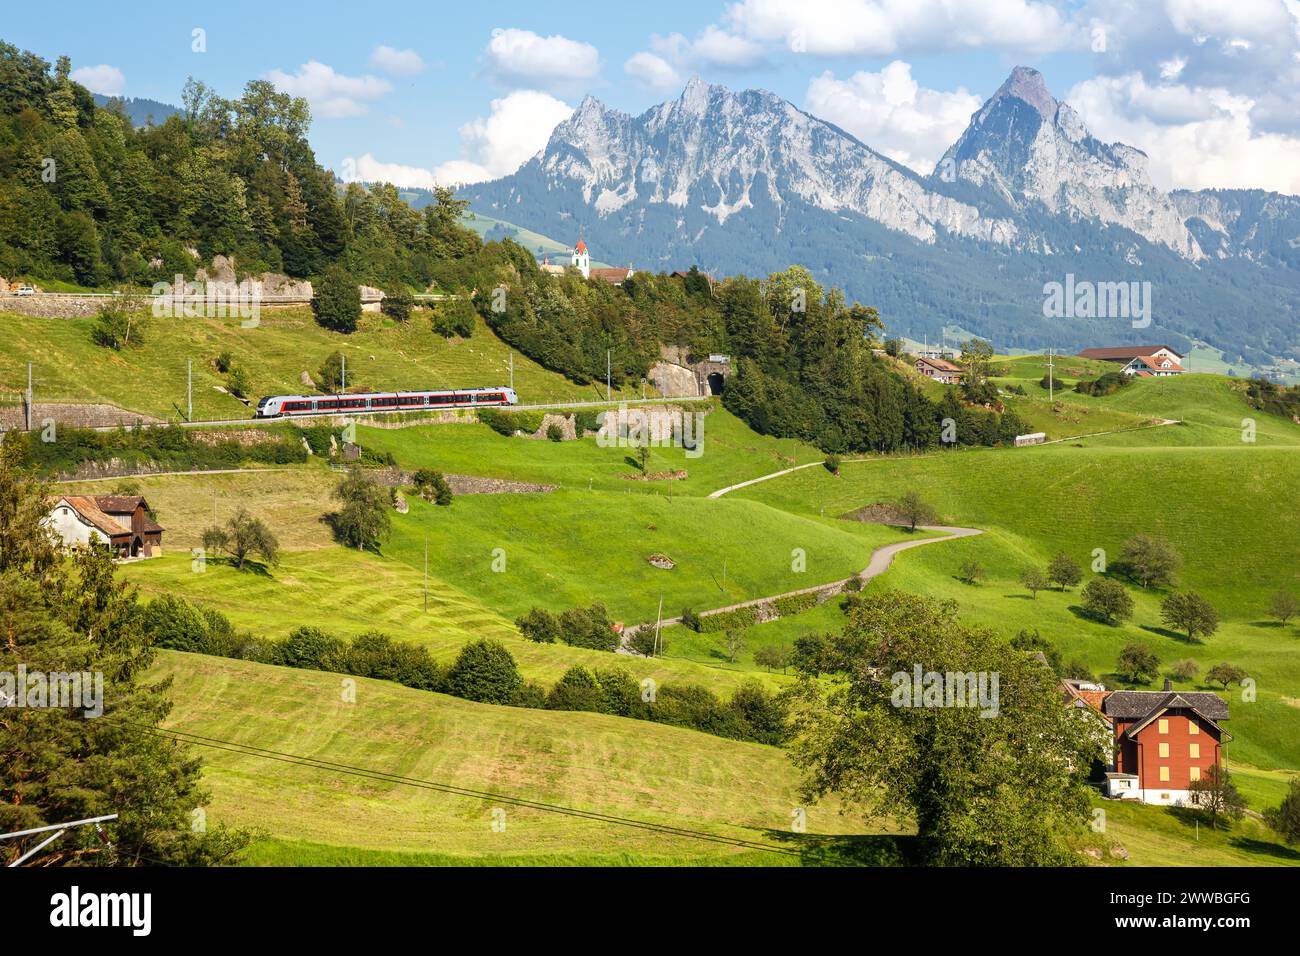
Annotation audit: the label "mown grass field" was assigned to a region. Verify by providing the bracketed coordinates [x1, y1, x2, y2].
[151, 652, 882, 865]
[0, 307, 637, 421]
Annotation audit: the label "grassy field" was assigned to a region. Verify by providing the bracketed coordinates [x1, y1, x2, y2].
[0, 307, 637, 421]
[151, 652, 881, 865]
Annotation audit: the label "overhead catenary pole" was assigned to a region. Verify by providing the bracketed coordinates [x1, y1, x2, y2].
[26, 362, 32, 432]
[423, 536, 428, 613]
[341, 353, 346, 392]
[187, 359, 192, 422]
[606, 350, 611, 402]
[1047, 347, 1056, 403]
[509, 351, 514, 390]
[653, 597, 663, 658]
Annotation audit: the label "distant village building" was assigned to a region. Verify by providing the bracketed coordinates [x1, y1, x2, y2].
[914, 355, 964, 384]
[1014, 432, 1046, 446]
[1078, 345, 1186, 376]
[44, 495, 164, 559]
[1062, 679, 1230, 806]
[539, 240, 635, 285]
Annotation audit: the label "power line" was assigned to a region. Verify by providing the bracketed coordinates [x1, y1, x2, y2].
[141, 723, 803, 859]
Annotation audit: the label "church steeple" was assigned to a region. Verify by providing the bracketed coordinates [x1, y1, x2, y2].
[571, 237, 590, 279]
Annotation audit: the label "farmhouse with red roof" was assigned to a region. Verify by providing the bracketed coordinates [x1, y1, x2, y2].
[44, 495, 164, 559]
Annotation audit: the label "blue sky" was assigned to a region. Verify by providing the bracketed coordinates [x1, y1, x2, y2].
[7, 1, 1300, 194]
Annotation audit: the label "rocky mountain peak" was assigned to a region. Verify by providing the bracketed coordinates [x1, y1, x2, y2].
[989, 66, 1057, 120]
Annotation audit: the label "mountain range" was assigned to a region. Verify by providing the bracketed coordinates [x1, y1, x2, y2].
[464, 68, 1300, 369]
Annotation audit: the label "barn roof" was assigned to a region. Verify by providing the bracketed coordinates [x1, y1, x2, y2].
[1078, 345, 1183, 361]
[57, 496, 132, 539]
[917, 356, 962, 373]
[1104, 690, 1230, 739]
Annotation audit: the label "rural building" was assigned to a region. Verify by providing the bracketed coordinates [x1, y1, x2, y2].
[914, 355, 964, 384]
[540, 240, 636, 285]
[44, 495, 164, 559]
[1014, 432, 1046, 446]
[1120, 355, 1185, 377]
[1062, 679, 1229, 806]
[1077, 345, 1186, 373]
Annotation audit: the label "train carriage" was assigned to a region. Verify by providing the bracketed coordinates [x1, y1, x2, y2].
[254, 387, 518, 418]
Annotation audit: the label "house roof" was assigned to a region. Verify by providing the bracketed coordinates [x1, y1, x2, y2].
[1104, 690, 1230, 739]
[1129, 355, 1185, 372]
[57, 496, 132, 539]
[916, 356, 962, 373]
[1078, 345, 1183, 361]
[574, 239, 587, 253]
[93, 494, 146, 515]
[589, 267, 633, 284]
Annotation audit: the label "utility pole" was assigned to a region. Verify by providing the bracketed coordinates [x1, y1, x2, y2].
[722, 557, 727, 593]
[187, 359, 193, 422]
[1047, 348, 1056, 403]
[25, 362, 32, 432]
[341, 353, 346, 392]
[423, 537, 428, 613]
[653, 597, 663, 658]
[509, 351, 514, 390]
[606, 349, 611, 402]
[2, 813, 118, 867]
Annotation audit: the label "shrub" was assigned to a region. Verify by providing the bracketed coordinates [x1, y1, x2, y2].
[1116, 643, 1160, 684]
[140, 594, 209, 652]
[729, 680, 788, 745]
[380, 285, 414, 322]
[92, 300, 145, 350]
[1073, 372, 1131, 397]
[512, 681, 548, 709]
[594, 668, 643, 717]
[279, 626, 346, 671]
[1170, 659, 1200, 682]
[1081, 578, 1134, 624]
[546, 423, 564, 442]
[446, 639, 521, 704]
[412, 468, 453, 506]
[680, 607, 702, 632]
[546, 666, 603, 712]
[824, 454, 841, 475]
[696, 606, 758, 633]
[516, 607, 561, 644]
[312, 264, 361, 333]
[557, 603, 617, 651]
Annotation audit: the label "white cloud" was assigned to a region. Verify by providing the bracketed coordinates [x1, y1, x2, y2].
[70, 64, 125, 97]
[805, 62, 981, 173]
[721, 0, 1073, 57]
[484, 28, 600, 91]
[690, 25, 767, 67]
[265, 61, 391, 118]
[369, 45, 426, 76]
[1164, 0, 1294, 40]
[1068, 72, 1300, 193]
[343, 89, 573, 189]
[624, 52, 681, 92]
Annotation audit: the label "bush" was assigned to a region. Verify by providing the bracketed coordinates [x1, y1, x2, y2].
[594, 668, 643, 717]
[140, 594, 209, 652]
[92, 300, 145, 350]
[380, 285, 414, 322]
[1116, 643, 1160, 684]
[278, 626, 346, 671]
[411, 468, 453, 505]
[557, 603, 617, 651]
[546, 666, 603, 711]
[1074, 372, 1131, 397]
[546, 423, 564, 442]
[728, 680, 788, 745]
[680, 607, 702, 632]
[446, 639, 521, 704]
[512, 681, 548, 709]
[1081, 578, 1134, 624]
[824, 454, 841, 474]
[516, 607, 561, 644]
[430, 299, 475, 338]
[312, 264, 361, 333]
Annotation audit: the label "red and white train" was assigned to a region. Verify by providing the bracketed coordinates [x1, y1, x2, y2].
[254, 387, 518, 418]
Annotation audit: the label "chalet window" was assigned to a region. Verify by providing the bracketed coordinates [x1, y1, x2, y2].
[1159, 766, 1170, 782]
[1188, 722, 1198, 735]
[1189, 743, 1200, 759]
[1158, 743, 1169, 758]
[1189, 766, 1200, 781]
[1157, 718, 1168, 734]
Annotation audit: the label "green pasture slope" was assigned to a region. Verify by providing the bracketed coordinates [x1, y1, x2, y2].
[0, 307, 636, 420]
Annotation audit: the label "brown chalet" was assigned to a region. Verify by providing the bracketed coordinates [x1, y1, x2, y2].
[45, 495, 164, 559]
[915, 355, 964, 384]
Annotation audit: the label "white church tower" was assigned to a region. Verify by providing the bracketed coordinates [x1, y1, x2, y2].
[571, 239, 590, 279]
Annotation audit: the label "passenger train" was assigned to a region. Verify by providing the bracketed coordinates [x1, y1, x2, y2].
[254, 387, 519, 418]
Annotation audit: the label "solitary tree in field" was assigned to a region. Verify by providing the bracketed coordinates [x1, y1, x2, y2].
[1019, 567, 1050, 599]
[896, 490, 938, 532]
[754, 644, 794, 673]
[720, 628, 748, 664]
[332, 465, 391, 552]
[1117, 533, 1181, 589]
[1161, 591, 1219, 642]
[1116, 643, 1160, 685]
[1081, 578, 1134, 624]
[1188, 765, 1246, 831]
[1170, 659, 1200, 683]
[1046, 551, 1083, 591]
[1205, 662, 1248, 690]
[312, 264, 362, 333]
[1264, 779, 1300, 845]
[202, 508, 280, 571]
[317, 352, 349, 393]
[1268, 591, 1299, 626]
[958, 559, 986, 586]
